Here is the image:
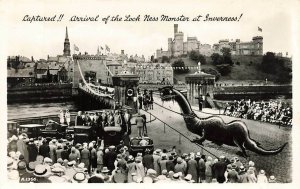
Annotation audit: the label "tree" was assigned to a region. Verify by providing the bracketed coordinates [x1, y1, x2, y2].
[211, 53, 223, 65]
[221, 47, 233, 65]
[172, 59, 189, 74]
[216, 64, 231, 76]
[189, 50, 207, 64]
[261, 52, 292, 83]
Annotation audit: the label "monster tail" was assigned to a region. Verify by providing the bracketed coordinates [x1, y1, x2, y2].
[245, 139, 288, 155]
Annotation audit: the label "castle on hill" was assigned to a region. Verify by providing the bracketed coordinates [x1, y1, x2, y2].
[156, 24, 263, 58]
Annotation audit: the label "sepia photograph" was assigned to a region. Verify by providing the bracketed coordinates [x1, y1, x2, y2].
[1, 0, 299, 187]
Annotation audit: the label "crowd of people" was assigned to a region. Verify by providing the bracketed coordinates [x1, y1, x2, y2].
[223, 99, 292, 127]
[138, 89, 154, 111]
[7, 133, 277, 183]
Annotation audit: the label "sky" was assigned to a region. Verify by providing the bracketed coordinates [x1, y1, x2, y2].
[0, 0, 298, 60]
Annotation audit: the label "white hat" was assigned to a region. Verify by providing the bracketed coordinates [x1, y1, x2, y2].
[33, 164, 52, 177]
[184, 174, 192, 181]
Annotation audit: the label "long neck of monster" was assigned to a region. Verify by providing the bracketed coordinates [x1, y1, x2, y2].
[173, 89, 201, 134]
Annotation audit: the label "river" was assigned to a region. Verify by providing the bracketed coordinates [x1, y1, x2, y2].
[7, 101, 79, 120]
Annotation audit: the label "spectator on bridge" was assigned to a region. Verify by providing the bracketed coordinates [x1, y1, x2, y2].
[138, 93, 143, 109]
[124, 110, 132, 135]
[76, 111, 84, 126]
[114, 110, 122, 127]
[59, 110, 65, 124]
[65, 109, 71, 126]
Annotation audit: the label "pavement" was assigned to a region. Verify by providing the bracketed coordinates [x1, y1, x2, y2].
[129, 97, 292, 183]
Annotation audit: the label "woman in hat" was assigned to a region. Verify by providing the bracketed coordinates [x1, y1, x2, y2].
[65, 109, 71, 126]
[127, 155, 136, 183]
[59, 109, 65, 124]
[268, 175, 276, 183]
[135, 156, 145, 181]
[187, 155, 198, 183]
[257, 169, 268, 183]
[198, 158, 206, 183]
[114, 110, 122, 127]
[247, 167, 257, 183]
[8, 135, 18, 152]
[81, 145, 90, 169]
[33, 164, 52, 183]
[205, 156, 213, 183]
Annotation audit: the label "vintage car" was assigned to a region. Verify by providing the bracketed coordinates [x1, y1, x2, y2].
[19, 124, 46, 138]
[7, 121, 18, 138]
[103, 126, 124, 146]
[39, 120, 68, 139]
[73, 126, 96, 144]
[128, 137, 154, 156]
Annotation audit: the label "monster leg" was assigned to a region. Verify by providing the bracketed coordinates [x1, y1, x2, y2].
[191, 130, 206, 145]
[233, 139, 248, 157]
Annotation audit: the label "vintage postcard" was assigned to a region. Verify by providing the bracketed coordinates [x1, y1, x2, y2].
[0, 0, 299, 188]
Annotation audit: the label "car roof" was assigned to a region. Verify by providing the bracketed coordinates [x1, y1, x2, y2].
[19, 124, 45, 128]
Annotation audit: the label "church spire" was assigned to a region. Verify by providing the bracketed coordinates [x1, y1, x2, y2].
[65, 27, 69, 40]
[63, 26, 70, 56]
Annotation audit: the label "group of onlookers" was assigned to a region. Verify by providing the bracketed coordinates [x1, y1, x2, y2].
[7, 133, 277, 183]
[138, 90, 154, 111]
[224, 99, 292, 127]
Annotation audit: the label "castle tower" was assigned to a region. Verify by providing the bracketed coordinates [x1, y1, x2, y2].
[252, 36, 263, 55]
[174, 24, 178, 35]
[63, 27, 71, 56]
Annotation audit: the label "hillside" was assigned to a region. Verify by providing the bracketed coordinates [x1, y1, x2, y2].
[171, 55, 291, 84]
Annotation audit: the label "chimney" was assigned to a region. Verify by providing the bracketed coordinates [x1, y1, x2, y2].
[121, 50, 124, 55]
[31, 56, 34, 62]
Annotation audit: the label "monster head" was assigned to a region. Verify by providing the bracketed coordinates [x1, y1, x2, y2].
[159, 86, 176, 102]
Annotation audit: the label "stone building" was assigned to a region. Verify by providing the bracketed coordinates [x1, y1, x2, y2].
[213, 36, 263, 55]
[157, 24, 263, 58]
[156, 24, 213, 58]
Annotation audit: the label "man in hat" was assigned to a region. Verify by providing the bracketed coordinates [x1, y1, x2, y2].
[238, 165, 248, 183]
[174, 157, 187, 176]
[69, 147, 80, 162]
[33, 164, 52, 183]
[212, 155, 227, 183]
[166, 155, 175, 172]
[114, 110, 122, 127]
[227, 164, 239, 183]
[39, 140, 50, 158]
[198, 157, 206, 183]
[96, 146, 104, 172]
[158, 154, 168, 172]
[143, 149, 154, 171]
[72, 172, 87, 183]
[268, 175, 276, 183]
[99, 167, 111, 183]
[65, 109, 71, 126]
[104, 146, 117, 173]
[27, 138, 38, 163]
[187, 154, 198, 183]
[19, 162, 37, 183]
[65, 161, 77, 179]
[153, 149, 161, 175]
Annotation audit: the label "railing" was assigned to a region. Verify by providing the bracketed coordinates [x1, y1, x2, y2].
[145, 111, 218, 158]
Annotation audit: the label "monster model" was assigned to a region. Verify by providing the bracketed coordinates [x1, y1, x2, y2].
[159, 86, 287, 157]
